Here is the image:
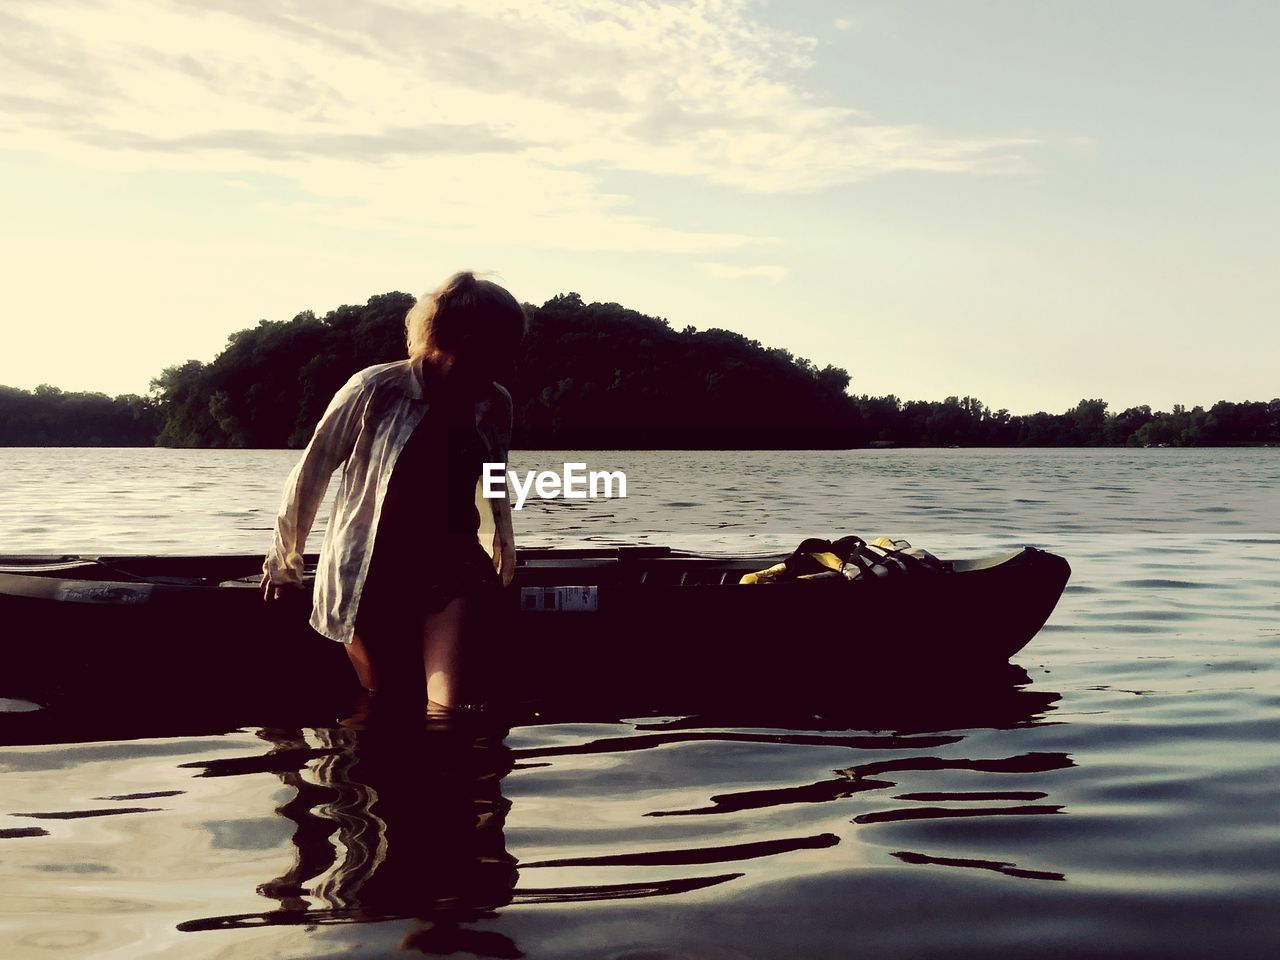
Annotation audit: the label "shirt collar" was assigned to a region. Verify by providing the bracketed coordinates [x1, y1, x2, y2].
[403, 357, 493, 416]
[403, 357, 425, 400]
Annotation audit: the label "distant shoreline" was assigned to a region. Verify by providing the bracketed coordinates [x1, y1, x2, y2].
[4, 291, 1278, 450]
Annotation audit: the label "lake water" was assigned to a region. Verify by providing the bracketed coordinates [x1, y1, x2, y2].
[1, 447, 1278, 959]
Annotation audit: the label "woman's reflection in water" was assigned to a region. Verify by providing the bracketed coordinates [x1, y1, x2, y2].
[248, 698, 523, 957]
[183, 666, 1065, 953]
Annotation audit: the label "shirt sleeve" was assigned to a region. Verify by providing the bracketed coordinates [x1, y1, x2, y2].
[263, 373, 366, 584]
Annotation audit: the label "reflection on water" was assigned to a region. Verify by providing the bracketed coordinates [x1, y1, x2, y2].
[176, 710, 523, 955]
[890, 849, 1065, 882]
[147, 666, 1067, 952]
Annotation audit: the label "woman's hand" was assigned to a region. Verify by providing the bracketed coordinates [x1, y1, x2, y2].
[260, 569, 280, 601]
[260, 567, 299, 602]
[493, 530, 516, 587]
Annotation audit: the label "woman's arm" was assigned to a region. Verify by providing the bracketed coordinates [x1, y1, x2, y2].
[490, 382, 517, 587]
[491, 487, 516, 586]
[262, 373, 366, 590]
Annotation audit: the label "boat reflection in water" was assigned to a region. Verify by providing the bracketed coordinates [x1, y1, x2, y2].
[174, 663, 1067, 951]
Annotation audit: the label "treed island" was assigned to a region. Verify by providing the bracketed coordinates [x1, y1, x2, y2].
[3, 292, 1278, 448]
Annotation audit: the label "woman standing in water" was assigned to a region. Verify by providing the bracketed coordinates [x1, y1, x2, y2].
[260, 271, 525, 714]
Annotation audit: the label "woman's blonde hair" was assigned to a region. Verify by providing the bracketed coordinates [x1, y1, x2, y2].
[404, 271, 526, 363]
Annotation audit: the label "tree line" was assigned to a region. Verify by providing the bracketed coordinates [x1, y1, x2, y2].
[2, 291, 1277, 448]
[0, 384, 158, 446]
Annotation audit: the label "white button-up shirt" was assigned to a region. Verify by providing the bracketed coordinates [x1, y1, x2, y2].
[263, 358, 514, 643]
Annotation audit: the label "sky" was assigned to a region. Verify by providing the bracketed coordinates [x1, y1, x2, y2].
[1, 0, 1276, 414]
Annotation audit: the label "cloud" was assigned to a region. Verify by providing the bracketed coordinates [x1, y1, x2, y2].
[0, 0, 1039, 252]
[699, 262, 790, 282]
[76, 123, 529, 161]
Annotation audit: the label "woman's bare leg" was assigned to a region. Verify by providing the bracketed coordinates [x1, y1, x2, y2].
[422, 593, 496, 716]
[422, 596, 474, 709]
[344, 632, 378, 692]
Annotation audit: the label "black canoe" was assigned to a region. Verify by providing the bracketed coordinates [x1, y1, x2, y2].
[0, 545, 1069, 707]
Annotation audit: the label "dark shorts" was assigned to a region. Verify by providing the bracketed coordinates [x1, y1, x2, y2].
[354, 535, 500, 643]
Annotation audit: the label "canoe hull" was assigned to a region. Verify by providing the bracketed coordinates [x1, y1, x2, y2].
[506, 547, 1070, 699]
[0, 547, 1070, 707]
